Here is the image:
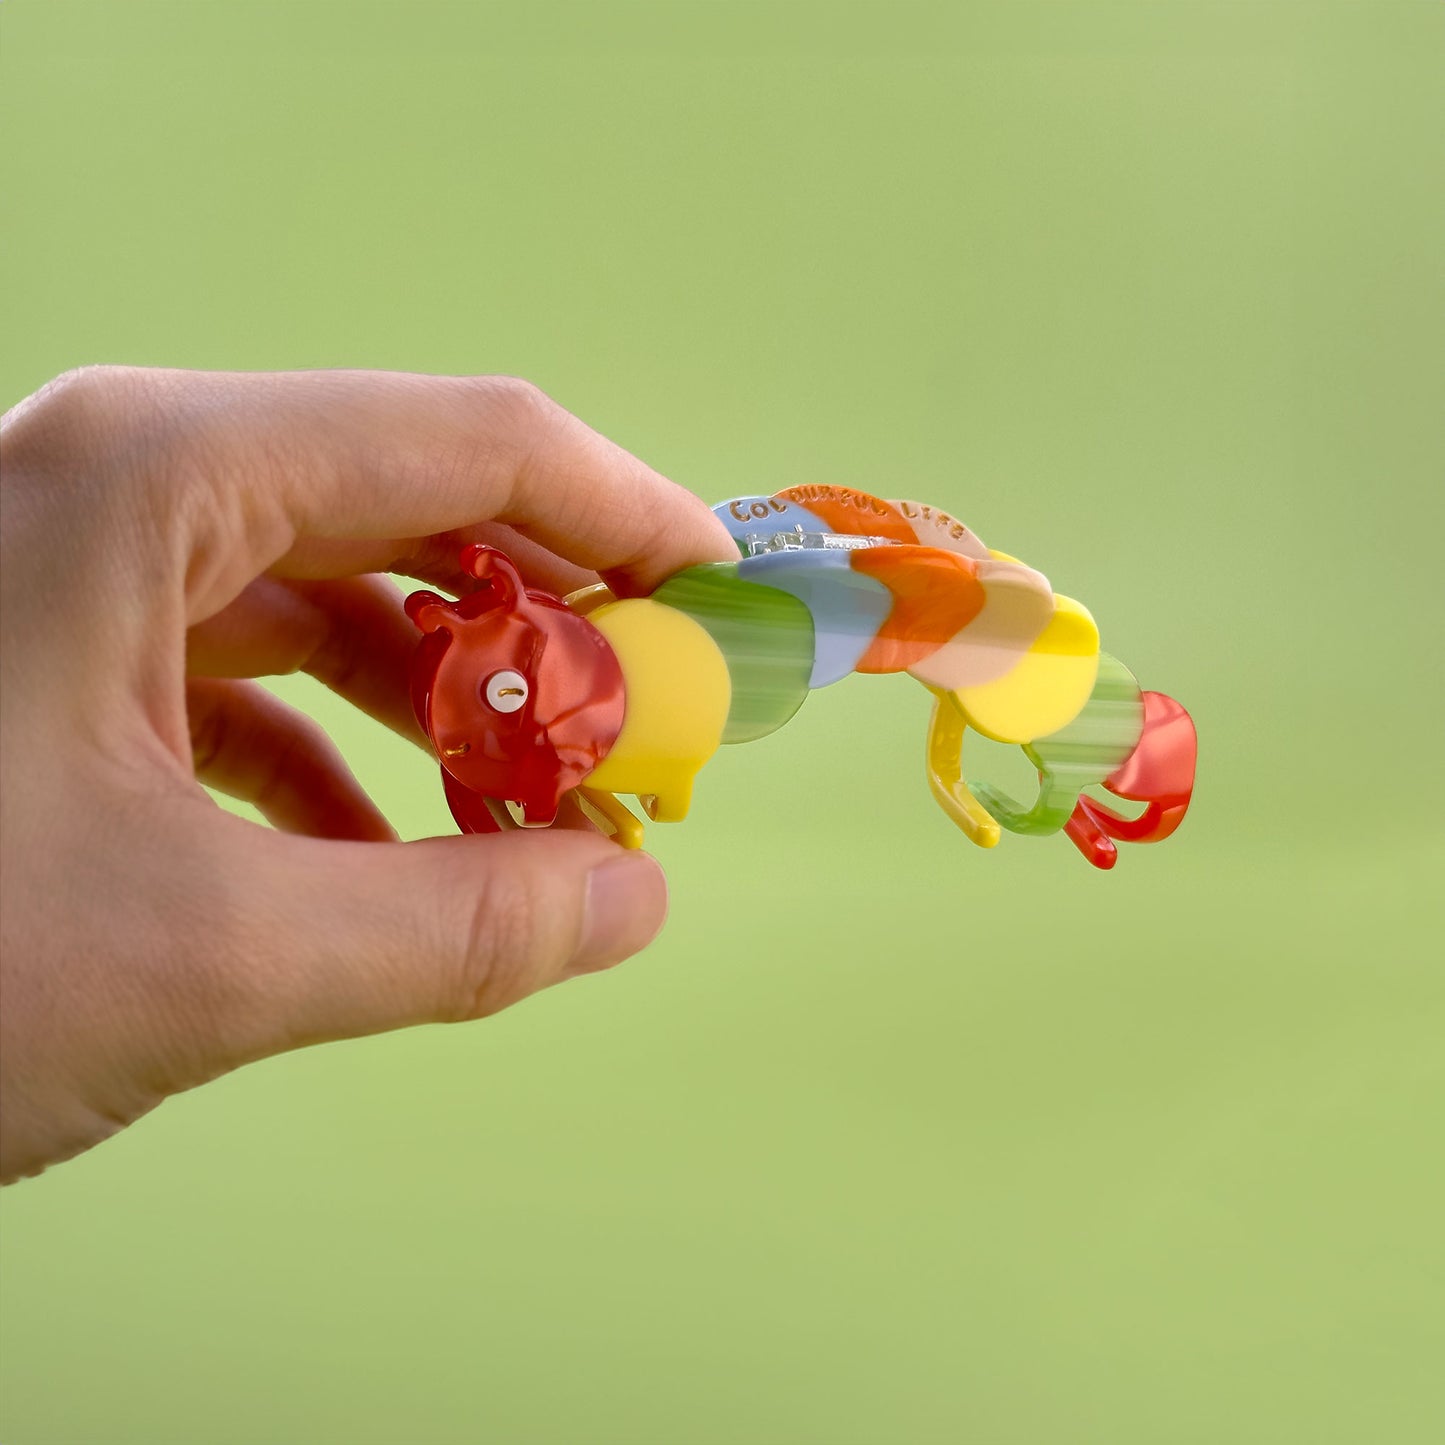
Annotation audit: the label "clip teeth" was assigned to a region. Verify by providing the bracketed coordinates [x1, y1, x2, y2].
[744, 525, 900, 556]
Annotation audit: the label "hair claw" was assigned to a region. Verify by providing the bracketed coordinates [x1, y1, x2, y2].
[407, 488, 1196, 868]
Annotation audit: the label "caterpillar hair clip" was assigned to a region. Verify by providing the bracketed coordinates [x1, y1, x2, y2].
[405, 486, 1197, 870]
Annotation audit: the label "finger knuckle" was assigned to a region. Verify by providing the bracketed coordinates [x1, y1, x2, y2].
[458, 376, 569, 459]
[35, 364, 140, 416]
[1, 366, 141, 475]
[448, 863, 555, 1022]
[472, 373, 553, 421]
[303, 610, 369, 697]
[187, 687, 232, 778]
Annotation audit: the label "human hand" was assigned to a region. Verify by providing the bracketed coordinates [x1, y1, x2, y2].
[0, 368, 738, 1182]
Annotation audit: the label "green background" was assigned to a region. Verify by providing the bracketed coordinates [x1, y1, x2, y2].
[2, 2, 1442, 1441]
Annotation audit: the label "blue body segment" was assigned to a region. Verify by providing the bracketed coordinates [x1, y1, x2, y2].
[736, 550, 894, 687]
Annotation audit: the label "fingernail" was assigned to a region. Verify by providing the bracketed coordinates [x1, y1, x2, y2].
[576, 852, 668, 972]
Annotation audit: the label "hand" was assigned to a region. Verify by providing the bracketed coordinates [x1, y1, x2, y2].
[0, 367, 739, 1182]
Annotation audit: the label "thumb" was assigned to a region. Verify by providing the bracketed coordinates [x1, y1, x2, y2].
[223, 826, 668, 1057]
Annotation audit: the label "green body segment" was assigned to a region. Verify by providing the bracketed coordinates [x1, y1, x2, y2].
[973, 652, 1145, 836]
[651, 564, 816, 745]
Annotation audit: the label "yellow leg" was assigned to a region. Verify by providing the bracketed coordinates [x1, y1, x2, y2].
[578, 787, 646, 850]
[563, 582, 616, 617]
[638, 773, 694, 823]
[926, 692, 1001, 848]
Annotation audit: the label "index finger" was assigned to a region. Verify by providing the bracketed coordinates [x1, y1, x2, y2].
[45, 368, 741, 616]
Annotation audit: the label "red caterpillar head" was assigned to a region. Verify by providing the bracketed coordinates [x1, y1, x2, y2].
[406, 547, 625, 825]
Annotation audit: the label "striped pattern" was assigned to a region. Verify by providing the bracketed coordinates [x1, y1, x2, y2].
[714, 485, 1058, 696]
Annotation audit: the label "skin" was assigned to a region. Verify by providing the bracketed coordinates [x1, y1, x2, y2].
[0, 367, 740, 1184]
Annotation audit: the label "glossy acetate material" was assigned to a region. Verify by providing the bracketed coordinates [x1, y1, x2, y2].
[406, 491, 1196, 868]
[406, 545, 626, 833]
[972, 652, 1145, 837]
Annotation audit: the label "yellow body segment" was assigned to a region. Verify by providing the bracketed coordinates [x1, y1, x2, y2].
[950, 594, 1100, 744]
[584, 598, 732, 821]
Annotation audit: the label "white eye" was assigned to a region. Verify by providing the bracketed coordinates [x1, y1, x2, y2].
[484, 669, 529, 713]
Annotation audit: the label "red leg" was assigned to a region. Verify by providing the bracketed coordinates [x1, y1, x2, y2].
[1064, 805, 1119, 869]
[442, 768, 503, 834]
[1065, 691, 1196, 859]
